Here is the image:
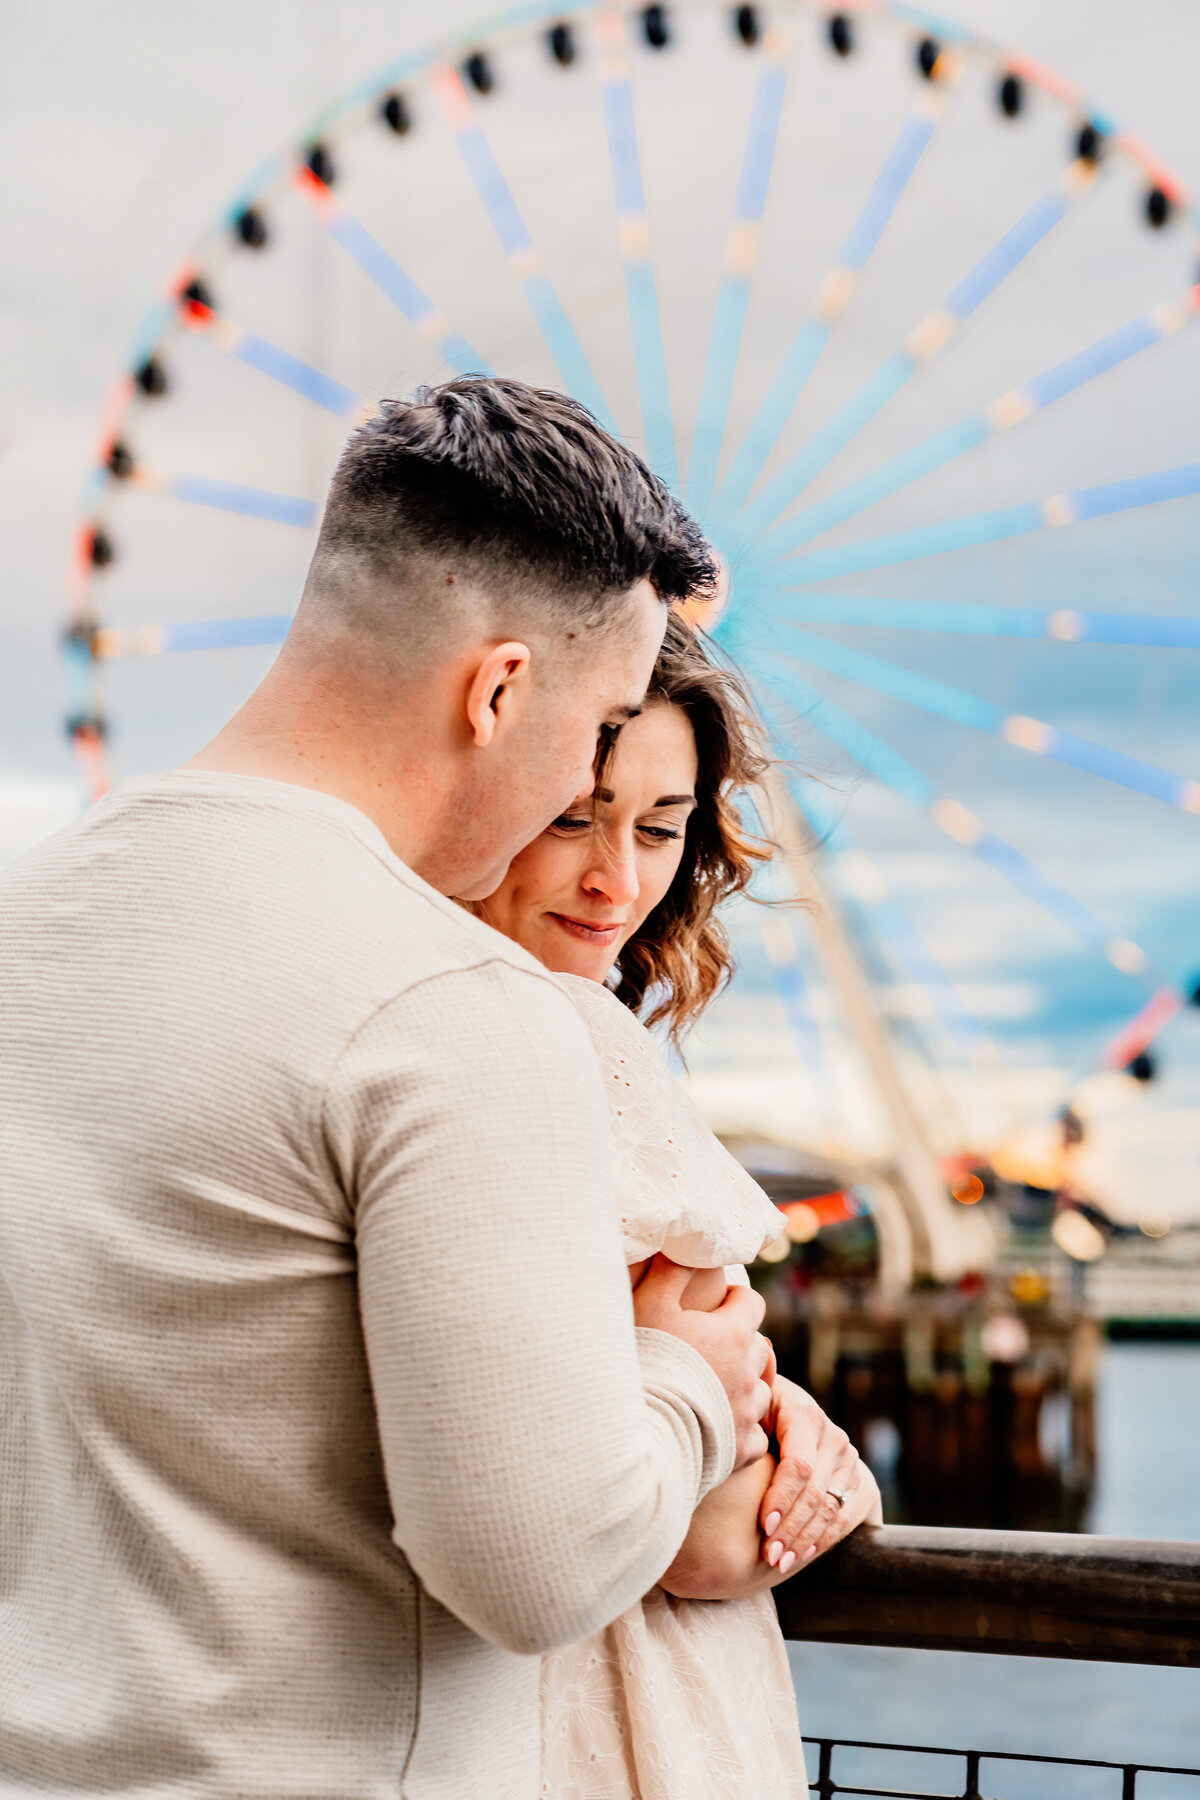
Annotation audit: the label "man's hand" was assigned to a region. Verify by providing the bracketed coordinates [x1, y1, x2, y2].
[633, 1255, 772, 1469]
[758, 1378, 883, 1573]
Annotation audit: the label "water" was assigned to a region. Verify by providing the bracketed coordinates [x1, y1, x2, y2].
[788, 1342, 1200, 1785]
[1090, 1345, 1200, 1543]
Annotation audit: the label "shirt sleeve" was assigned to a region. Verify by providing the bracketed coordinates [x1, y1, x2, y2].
[321, 959, 735, 1656]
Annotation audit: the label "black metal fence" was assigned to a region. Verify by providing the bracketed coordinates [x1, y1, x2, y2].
[806, 1738, 1199, 1798]
[775, 1526, 1200, 1796]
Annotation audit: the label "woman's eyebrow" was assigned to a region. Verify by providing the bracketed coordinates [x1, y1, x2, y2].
[591, 790, 696, 807]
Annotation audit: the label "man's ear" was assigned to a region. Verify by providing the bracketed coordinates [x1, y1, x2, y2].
[464, 641, 533, 747]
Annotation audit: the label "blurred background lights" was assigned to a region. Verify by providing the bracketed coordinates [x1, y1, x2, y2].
[980, 1311, 1031, 1362]
[951, 1172, 986, 1205]
[1051, 1208, 1108, 1262]
[1008, 1269, 1051, 1307]
[784, 1202, 821, 1244]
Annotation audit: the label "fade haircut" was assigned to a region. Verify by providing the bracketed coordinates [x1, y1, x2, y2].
[299, 377, 718, 659]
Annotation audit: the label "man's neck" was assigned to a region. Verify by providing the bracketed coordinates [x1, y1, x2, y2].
[183, 695, 438, 875]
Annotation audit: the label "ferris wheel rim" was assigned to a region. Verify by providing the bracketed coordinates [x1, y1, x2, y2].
[63, 0, 1200, 1088]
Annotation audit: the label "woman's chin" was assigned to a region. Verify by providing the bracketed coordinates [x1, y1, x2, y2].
[543, 946, 611, 983]
[534, 926, 616, 984]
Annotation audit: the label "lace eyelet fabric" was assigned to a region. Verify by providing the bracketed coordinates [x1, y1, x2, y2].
[541, 978, 805, 1800]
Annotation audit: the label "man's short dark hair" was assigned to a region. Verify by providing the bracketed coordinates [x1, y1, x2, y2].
[304, 378, 718, 642]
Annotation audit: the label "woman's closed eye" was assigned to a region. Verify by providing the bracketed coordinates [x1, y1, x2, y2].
[549, 814, 680, 842]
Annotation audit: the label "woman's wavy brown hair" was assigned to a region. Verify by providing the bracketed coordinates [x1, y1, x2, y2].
[612, 609, 770, 1045]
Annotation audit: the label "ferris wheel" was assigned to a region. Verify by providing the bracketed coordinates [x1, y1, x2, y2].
[65, 0, 1200, 1155]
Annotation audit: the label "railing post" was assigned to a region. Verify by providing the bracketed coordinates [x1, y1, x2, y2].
[814, 1739, 835, 1798]
[963, 1750, 982, 1799]
[1123, 1770, 1138, 1799]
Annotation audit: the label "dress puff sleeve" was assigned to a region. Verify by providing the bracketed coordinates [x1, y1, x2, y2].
[555, 972, 788, 1270]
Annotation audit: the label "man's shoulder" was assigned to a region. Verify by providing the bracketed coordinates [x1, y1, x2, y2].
[2, 769, 553, 1004]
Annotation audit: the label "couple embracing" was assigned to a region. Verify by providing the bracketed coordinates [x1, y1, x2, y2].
[0, 378, 878, 1799]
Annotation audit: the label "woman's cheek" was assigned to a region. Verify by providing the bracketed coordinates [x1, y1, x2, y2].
[632, 848, 682, 933]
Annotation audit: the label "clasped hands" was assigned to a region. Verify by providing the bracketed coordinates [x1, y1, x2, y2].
[758, 1373, 882, 1573]
[634, 1254, 880, 1597]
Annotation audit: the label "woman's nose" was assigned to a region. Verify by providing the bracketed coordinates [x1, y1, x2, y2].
[583, 836, 639, 908]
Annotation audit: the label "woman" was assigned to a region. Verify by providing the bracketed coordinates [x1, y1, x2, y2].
[477, 612, 882, 1799]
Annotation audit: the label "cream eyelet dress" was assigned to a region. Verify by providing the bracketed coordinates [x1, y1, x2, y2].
[540, 974, 808, 1800]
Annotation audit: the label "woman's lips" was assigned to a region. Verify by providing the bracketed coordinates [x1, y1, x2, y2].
[548, 913, 622, 947]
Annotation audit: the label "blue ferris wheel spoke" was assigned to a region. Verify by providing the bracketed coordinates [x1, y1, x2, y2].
[779, 593, 1200, 647]
[165, 476, 317, 528]
[747, 867, 827, 1070]
[781, 769, 991, 1059]
[763, 296, 1195, 554]
[231, 334, 363, 418]
[685, 42, 789, 508]
[95, 614, 295, 659]
[715, 92, 947, 520]
[596, 7, 678, 487]
[778, 631, 1200, 813]
[742, 176, 1085, 546]
[753, 688, 993, 1059]
[754, 661, 1155, 981]
[430, 63, 616, 431]
[182, 305, 367, 421]
[294, 168, 488, 375]
[866, 890, 993, 1057]
[773, 457, 1200, 588]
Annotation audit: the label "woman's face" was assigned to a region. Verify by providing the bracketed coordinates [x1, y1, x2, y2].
[478, 701, 698, 981]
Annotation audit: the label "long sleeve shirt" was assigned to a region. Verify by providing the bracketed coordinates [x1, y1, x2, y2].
[0, 771, 734, 1800]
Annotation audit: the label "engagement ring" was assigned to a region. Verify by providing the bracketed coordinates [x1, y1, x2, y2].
[826, 1488, 848, 1508]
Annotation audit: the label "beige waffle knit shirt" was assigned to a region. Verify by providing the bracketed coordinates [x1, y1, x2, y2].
[0, 771, 735, 1800]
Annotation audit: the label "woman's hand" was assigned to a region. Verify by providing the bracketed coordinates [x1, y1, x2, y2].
[631, 1255, 774, 1469]
[758, 1378, 882, 1574]
[658, 1379, 881, 1602]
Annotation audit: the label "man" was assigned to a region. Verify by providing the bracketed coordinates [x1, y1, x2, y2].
[0, 379, 773, 1797]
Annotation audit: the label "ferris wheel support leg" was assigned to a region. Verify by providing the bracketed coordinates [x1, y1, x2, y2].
[760, 769, 995, 1285]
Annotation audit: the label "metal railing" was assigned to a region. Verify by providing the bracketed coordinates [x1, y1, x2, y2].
[775, 1525, 1200, 1796]
[805, 1739, 1199, 1798]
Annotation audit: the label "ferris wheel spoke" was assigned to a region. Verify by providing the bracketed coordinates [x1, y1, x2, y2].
[778, 632, 1200, 813]
[93, 614, 294, 660]
[684, 29, 790, 507]
[126, 470, 318, 528]
[742, 166, 1095, 545]
[762, 288, 1198, 553]
[293, 167, 489, 376]
[758, 911, 826, 1071]
[777, 593, 1200, 647]
[595, 6, 678, 486]
[754, 659, 1156, 982]
[1102, 985, 1189, 1071]
[715, 88, 949, 520]
[780, 771, 992, 1059]
[429, 62, 616, 428]
[772, 456, 1200, 588]
[179, 300, 369, 422]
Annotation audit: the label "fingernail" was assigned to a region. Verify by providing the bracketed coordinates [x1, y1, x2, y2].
[766, 1539, 783, 1567]
[801, 1544, 817, 1564]
[778, 1550, 796, 1575]
[763, 1512, 781, 1537]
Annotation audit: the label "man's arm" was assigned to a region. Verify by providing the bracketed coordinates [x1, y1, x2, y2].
[323, 962, 756, 1657]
